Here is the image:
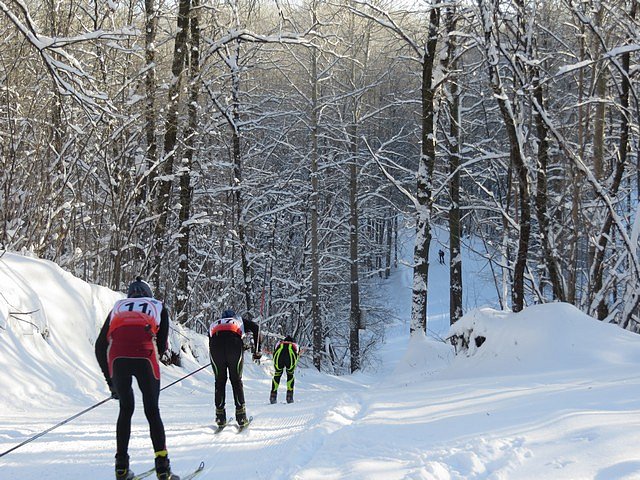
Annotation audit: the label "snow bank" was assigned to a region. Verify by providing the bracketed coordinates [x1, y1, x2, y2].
[391, 332, 453, 382]
[445, 302, 640, 377]
[0, 251, 211, 413]
[0, 252, 120, 411]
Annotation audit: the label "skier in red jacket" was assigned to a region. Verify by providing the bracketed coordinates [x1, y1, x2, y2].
[95, 277, 178, 480]
[208, 309, 260, 428]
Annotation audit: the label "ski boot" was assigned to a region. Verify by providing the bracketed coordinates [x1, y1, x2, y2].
[286, 389, 294, 404]
[236, 405, 249, 427]
[115, 452, 135, 480]
[155, 451, 180, 480]
[215, 407, 226, 427]
[270, 391, 277, 404]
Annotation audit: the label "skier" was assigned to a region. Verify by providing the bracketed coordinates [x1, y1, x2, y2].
[95, 277, 178, 480]
[438, 249, 445, 264]
[208, 309, 261, 428]
[270, 335, 300, 404]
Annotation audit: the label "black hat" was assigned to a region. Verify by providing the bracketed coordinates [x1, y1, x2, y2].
[222, 309, 236, 318]
[127, 277, 153, 298]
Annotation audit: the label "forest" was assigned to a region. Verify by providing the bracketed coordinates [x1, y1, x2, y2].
[1, 0, 639, 373]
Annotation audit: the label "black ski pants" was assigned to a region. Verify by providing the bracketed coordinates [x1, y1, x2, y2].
[209, 332, 245, 410]
[111, 357, 166, 455]
[272, 344, 298, 393]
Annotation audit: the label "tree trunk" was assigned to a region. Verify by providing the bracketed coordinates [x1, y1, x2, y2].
[446, 6, 463, 325]
[410, 5, 440, 336]
[394, 215, 398, 269]
[591, 13, 632, 320]
[229, 41, 253, 313]
[152, 0, 191, 289]
[592, 5, 605, 181]
[620, 1, 640, 328]
[348, 120, 361, 372]
[532, 71, 565, 301]
[175, 0, 200, 324]
[569, 25, 587, 305]
[143, 0, 158, 200]
[311, 5, 322, 371]
[385, 213, 393, 279]
[479, 0, 531, 313]
[586, 3, 606, 303]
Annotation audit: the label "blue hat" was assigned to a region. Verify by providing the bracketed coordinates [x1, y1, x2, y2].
[222, 309, 236, 318]
[127, 277, 153, 298]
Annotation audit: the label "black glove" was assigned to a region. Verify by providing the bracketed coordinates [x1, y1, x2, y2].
[108, 383, 119, 400]
[252, 351, 262, 361]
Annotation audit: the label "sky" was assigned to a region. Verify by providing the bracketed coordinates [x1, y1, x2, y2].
[2, 229, 640, 479]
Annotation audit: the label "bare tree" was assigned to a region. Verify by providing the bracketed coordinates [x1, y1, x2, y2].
[444, 5, 463, 324]
[477, 0, 531, 312]
[152, 0, 191, 289]
[175, 0, 201, 324]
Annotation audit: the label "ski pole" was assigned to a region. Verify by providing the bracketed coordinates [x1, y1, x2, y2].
[0, 363, 211, 458]
[0, 396, 112, 458]
[160, 363, 210, 391]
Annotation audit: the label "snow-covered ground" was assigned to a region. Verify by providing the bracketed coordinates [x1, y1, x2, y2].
[2, 230, 640, 480]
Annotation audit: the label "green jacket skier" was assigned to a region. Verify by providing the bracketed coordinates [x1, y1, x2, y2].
[270, 335, 299, 404]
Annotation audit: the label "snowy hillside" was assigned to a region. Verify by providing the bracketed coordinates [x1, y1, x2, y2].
[0, 252, 121, 411]
[3, 235, 640, 479]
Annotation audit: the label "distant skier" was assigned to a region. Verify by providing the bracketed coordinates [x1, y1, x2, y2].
[438, 249, 445, 265]
[270, 335, 300, 404]
[208, 309, 261, 428]
[95, 277, 179, 480]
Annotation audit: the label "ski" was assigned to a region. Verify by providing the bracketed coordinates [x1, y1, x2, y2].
[131, 467, 156, 480]
[235, 415, 253, 433]
[181, 461, 205, 480]
[130, 461, 204, 480]
[212, 417, 233, 434]
[213, 424, 228, 434]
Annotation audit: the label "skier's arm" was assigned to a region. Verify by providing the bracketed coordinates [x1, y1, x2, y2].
[244, 318, 260, 353]
[156, 307, 170, 356]
[94, 313, 111, 387]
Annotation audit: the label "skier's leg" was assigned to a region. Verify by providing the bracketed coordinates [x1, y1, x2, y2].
[226, 337, 245, 409]
[272, 344, 285, 393]
[270, 363, 283, 404]
[283, 352, 295, 403]
[112, 359, 135, 456]
[272, 364, 284, 392]
[209, 340, 228, 425]
[286, 346, 299, 391]
[209, 341, 228, 410]
[225, 337, 248, 424]
[134, 359, 166, 453]
[286, 365, 295, 391]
